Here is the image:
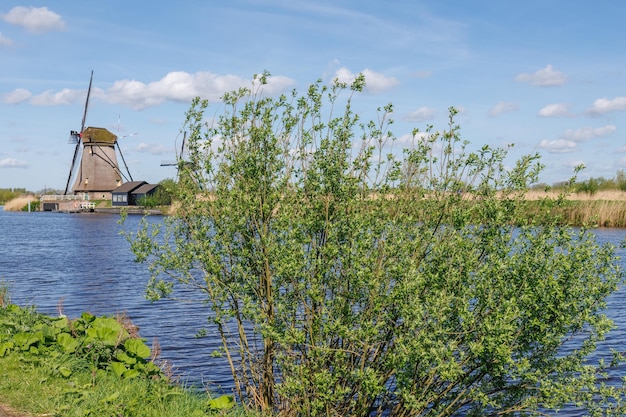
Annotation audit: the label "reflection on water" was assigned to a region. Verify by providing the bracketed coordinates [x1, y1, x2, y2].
[1, 210, 626, 411]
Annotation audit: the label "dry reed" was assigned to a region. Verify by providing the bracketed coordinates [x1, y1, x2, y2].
[2, 195, 37, 211]
[524, 190, 626, 227]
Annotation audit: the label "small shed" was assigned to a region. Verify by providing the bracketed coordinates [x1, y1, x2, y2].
[131, 183, 159, 205]
[111, 181, 146, 206]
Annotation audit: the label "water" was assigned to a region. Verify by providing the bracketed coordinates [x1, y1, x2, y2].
[0, 209, 232, 393]
[1, 209, 626, 413]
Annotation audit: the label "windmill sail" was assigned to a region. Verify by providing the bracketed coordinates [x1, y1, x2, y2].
[64, 71, 93, 195]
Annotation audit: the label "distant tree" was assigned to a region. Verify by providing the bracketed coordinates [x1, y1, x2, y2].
[127, 74, 626, 416]
[576, 177, 600, 195]
[137, 179, 175, 207]
[0, 188, 29, 204]
[153, 178, 175, 206]
[617, 170, 626, 192]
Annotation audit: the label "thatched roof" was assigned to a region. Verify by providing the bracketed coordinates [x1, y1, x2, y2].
[81, 127, 117, 145]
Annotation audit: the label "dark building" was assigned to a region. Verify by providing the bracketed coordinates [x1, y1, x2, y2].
[111, 181, 157, 206]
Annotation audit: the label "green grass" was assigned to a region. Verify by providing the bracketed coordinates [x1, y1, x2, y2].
[0, 354, 235, 416]
[0, 298, 253, 417]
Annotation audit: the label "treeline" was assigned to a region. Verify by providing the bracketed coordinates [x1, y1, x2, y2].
[534, 170, 626, 195]
[0, 188, 29, 205]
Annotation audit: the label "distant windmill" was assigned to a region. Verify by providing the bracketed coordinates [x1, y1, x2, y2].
[160, 130, 187, 178]
[64, 71, 136, 199]
[160, 130, 203, 189]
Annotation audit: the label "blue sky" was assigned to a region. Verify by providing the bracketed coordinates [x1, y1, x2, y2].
[1, 1, 625, 191]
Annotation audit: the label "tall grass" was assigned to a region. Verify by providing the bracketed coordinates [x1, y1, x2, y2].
[523, 198, 626, 227]
[2, 195, 37, 211]
[559, 200, 626, 227]
[526, 190, 626, 201]
[0, 280, 9, 307]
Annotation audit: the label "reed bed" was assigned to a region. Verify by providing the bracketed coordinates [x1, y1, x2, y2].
[523, 191, 626, 227]
[556, 200, 626, 228]
[525, 190, 626, 201]
[2, 195, 36, 211]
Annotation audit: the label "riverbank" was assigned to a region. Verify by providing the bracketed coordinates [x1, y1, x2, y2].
[1, 195, 166, 215]
[0, 300, 243, 417]
[4, 191, 626, 226]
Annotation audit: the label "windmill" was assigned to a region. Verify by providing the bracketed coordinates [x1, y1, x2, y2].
[64, 71, 136, 199]
[160, 130, 187, 178]
[160, 130, 202, 189]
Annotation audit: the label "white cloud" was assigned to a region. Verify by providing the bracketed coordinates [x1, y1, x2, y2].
[587, 96, 626, 116]
[515, 64, 567, 87]
[105, 71, 295, 110]
[2, 88, 32, 104]
[538, 103, 570, 117]
[333, 67, 399, 93]
[22, 72, 296, 110]
[561, 125, 615, 142]
[0, 158, 28, 168]
[406, 106, 436, 122]
[538, 139, 577, 153]
[30, 88, 88, 106]
[0, 32, 12, 46]
[489, 102, 519, 117]
[538, 125, 615, 154]
[1, 6, 65, 33]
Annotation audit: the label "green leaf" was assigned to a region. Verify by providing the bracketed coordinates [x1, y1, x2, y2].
[124, 338, 151, 359]
[122, 369, 140, 379]
[86, 317, 128, 346]
[56, 333, 79, 354]
[109, 361, 127, 377]
[207, 395, 234, 410]
[116, 351, 137, 365]
[58, 366, 72, 378]
[13, 332, 39, 350]
[0, 341, 14, 357]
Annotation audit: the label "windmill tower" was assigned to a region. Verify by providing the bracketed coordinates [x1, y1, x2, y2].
[64, 71, 134, 200]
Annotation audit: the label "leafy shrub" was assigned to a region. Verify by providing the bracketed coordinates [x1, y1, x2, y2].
[128, 73, 626, 416]
[0, 306, 160, 380]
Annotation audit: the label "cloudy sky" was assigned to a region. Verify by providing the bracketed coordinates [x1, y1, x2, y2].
[1, 1, 625, 191]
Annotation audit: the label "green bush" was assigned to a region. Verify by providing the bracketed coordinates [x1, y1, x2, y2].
[128, 73, 626, 416]
[137, 179, 175, 207]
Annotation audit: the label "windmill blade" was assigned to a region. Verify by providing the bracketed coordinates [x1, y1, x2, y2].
[116, 142, 133, 182]
[64, 142, 82, 194]
[179, 130, 186, 160]
[115, 127, 137, 182]
[81, 70, 93, 133]
[64, 71, 94, 195]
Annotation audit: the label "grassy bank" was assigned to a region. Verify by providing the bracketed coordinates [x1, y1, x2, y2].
[0, 289, 247, 417]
